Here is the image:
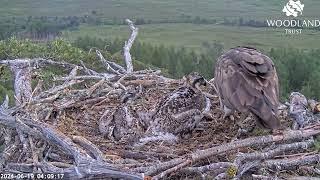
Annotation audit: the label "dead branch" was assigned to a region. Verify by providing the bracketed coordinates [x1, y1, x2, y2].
[0, 110, 90, 164]
[0, 109, 142, 179]
[54, 75, 106, 81]
[123, 19, 138, 73]
[0, 58, 91, 72]
[86, 78, 105, 96]
[181, 162, 235, 177]
[133, 158, 184, 174]
[72, 136, 106, 162]
[9, 61, 32, 105]
[150, 125, 320, 179]
[36, 79, 83, 99]
[96, 50, 125, 75]
[0, 58, 100, 105]
[119, 150, 179, 161]
[234, 139, 314, 177]
[261, 154, 320, 171]
[80, 60, 100, 76]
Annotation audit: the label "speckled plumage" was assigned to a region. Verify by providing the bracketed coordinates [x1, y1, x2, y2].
[146, 72, 208, 138]
[100, 73, 209, 145]
[151, 86, 206, 134]
[99, 93, 144, 143]
[289, 92, 318, 129]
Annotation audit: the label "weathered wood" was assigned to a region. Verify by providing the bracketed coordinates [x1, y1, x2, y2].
[72, 136, 106, 162]
[96, 50, 125, 75]
[9, 62, 32, 105]
[150, 124, 320, 179]
[123, 19, 138, 73]
[0, 109, 142, 179]
[235, 140, 314, 177]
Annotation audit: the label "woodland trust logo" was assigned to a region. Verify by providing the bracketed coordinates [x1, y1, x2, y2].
[266, 0, 320, 35]
[282, 0, 304, 17]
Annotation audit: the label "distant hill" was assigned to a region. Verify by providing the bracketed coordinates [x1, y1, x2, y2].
[1, 0, 320, 21]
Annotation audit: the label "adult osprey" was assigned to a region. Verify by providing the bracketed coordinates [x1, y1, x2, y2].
[214, 47, 280, 130]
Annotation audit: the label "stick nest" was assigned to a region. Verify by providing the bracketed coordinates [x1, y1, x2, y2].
[1, 69, 320, 180]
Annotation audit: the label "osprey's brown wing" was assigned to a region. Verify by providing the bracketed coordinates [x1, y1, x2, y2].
[214, 47, 280, 129]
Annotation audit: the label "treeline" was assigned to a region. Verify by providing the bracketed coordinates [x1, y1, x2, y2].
[270, 48, 320, 99]
[0, 37, 319, 102]
[132, 15, 218, 25]
[73, 36, 320, 100]
[222, 17, 266, 27]
[0, 14, 104, 41]
[127, 16, 266, 27]
[0, 14, 269, 42]
[73, 36, 222, 78]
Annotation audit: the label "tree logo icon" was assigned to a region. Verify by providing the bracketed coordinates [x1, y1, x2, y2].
[282, 0, 304, 17]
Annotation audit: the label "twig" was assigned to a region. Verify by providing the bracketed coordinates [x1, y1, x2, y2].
[80, 60, 99, 76]
[39, 79, 83, 97]
[54, 75, 106, 81]
[31, 92, 61, 105]
[30, 80, 43, 99]
[133, 158, 184, 174]
[119, 150, 179, 161]
[182, 162, 235, 174]
[28, 137, 40, 172]
[96, 50, 124, 75]
[72, 136, 107, 162]
[86, 78, 105, 96]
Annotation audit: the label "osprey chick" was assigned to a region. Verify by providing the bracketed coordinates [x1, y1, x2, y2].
[138, 72, 210, 145]
[214, 47, 280, 130]
[99, 92, 144, 143]
[152, 72, 208, 135]
[289, 92, 319, 129]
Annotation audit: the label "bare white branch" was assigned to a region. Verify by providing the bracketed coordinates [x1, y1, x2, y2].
[6, 61, 33, 105]
[123, 19, 138, 73]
